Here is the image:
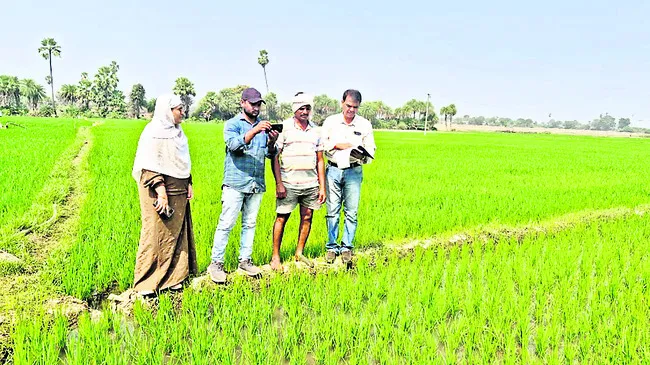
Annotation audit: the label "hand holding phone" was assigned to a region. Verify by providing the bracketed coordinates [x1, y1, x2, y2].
[153, 200, 174, 219]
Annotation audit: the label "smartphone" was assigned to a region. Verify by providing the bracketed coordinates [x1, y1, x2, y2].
[271, 124, 283, 133]
[153, 202, 174, 219]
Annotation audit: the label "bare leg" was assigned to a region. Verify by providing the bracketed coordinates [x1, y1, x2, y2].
[296, 206, 314, 257]
[271, 213, 290, 271]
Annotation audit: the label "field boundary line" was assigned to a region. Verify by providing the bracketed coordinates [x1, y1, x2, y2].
[180, 203, 650, 294]
[383, 204, 650, 252]
[0, 126, 92, 268]
[0, 125, 94, 363]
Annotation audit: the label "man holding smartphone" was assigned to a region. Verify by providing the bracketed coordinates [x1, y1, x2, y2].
[269, 92, 326, 271]
[207, 87, 279, 283]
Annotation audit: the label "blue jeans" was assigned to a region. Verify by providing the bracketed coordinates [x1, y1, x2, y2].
[325, 165, 363, 253]
[211, 186, 263, 263]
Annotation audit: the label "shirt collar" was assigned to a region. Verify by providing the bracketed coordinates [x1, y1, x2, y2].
[293, 117, 314, 131]
[239, 112, 259, 125]
[340, 113, 356, 126]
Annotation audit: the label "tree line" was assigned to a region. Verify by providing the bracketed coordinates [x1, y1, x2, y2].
[1, 38, 643, 133]
[453, 113, 640, 133]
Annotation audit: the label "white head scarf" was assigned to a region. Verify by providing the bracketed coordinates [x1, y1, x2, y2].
[292, 92, 314, 119]
[132, 94, 191, 182]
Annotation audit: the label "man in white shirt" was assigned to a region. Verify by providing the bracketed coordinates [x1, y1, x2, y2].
[321, 89, 376, 265]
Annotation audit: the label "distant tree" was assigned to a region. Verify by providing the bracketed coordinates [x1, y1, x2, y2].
[38, 38, 61, 116]
[20, 79, 46, 110]
[618, 117, 631, 130]
[173, 77, 196, 118]
[313, 94, 340, 125]
[108, 89, 127, 118]
[440, 106, 449, 128]
[0, 75, 22, 107]
[359, 101, 393, 128]
[193, 91, 219, 121]
[590, 113, 616, 131]
[129, 83, 146, 118]
[58, 84, 78, 105]
[258, 50, 270, 94]
[545, 119, 563, 128]
[563, 120, 581, 130]
[76, 72, 92, 112]
[279, 102, 293, 120]
[514, 118, 536, 128]
[146, 98, 157, 113]
[446, 104, 457, 126]
[215, 85, 248, 120]
[91, 61, 120, 117]
[262, 92, 279, 121]
[468, 116, 486, 125]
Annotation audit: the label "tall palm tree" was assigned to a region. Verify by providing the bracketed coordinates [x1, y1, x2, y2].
[257, 50, 269, 94]
[38, 38, 61, 116]
[20, 79, 46, 110]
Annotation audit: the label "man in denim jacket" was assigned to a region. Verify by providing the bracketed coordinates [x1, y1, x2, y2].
[208, 88, 279, 283]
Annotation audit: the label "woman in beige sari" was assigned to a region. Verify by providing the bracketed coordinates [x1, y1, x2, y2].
[131, 94, 197, 295]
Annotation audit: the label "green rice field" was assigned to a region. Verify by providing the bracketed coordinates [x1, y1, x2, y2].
[1, 116, 650, 363]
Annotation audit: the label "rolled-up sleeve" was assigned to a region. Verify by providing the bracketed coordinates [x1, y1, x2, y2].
[224, 119, 246, 152]
[141, 170, 165, 189]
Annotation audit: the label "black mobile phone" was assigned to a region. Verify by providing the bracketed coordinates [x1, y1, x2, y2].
[153, 202, 174, 219]
[271, 123, 283, 132]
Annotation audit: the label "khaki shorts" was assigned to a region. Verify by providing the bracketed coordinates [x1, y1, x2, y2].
[276, 185, 321, 214]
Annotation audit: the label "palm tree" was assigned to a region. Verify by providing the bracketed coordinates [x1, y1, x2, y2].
[440, 106, 451, 129]
[129, 83, 146, 118]
[58, 84, 78, 105]
[0, 75, 21, 107]
[257, 49, 269, 94]
[20, 79, 46, 110]
[38, 38, 61, 116]
[447, 104, 457, 127]
[77, 72, 92, 111]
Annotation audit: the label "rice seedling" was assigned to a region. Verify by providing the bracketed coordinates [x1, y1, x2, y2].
[13, 214, 650, 363]
[57, 121, 650, 297]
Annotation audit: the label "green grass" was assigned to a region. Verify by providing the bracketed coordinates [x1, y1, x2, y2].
[0, 118, 84, 231]
[14, 213, 650, 363]
[59, 121, 650, 298]
[5, 117, 650, 363]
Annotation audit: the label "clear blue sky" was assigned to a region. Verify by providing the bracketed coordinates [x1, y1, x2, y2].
[2, 0, 649, 126]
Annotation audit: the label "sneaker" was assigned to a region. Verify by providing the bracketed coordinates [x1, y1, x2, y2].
[341, 250, 352, 265]
[238, 259, 262, 277]
[325, 250, 337, 264]
[208, 261, 227, 284]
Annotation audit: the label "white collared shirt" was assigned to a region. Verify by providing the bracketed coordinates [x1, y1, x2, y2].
[321, 113, 376, 167]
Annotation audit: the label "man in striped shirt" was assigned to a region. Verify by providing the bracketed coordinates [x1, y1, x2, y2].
[270, 92, 326, 271]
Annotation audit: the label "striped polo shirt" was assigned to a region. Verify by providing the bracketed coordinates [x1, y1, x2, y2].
[277, 118, 323, 189]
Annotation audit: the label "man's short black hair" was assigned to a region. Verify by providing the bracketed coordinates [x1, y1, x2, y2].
[342, 89, 362, 104]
